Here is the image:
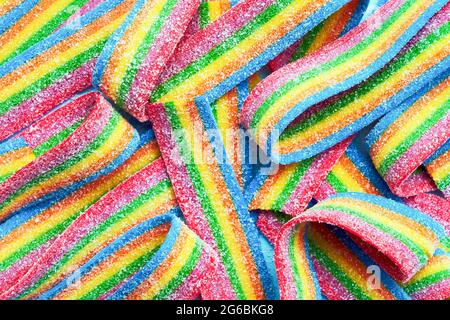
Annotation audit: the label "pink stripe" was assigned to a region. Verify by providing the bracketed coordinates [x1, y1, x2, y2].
[256, 211, 284, 244]
[314, 180, 336, 201]
[410, 278, 450, 300]
[0, 60, 94, 141]
[312, 257, 355, 300]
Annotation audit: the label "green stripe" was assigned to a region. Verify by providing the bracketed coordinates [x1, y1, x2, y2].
[378, 103, 450, 175]
[19, 179, 172, 298]
[288, 228, 305, 299]
[0, 39, 107, 115]
[312, 204, 429, 264]
[0, 112, 119, 213]
[436, 173, 450, 190]
[153, 239, 203, 300]
[403, 269, 450, 294]
[164, 102, 247, 299]
[150, 0, 296, 101]
[0, 0, 89, 65]
[326, 171, 348, 193]
[308, 234, 372, 300]
[33, 119, 83, 157]
[250, 0, 418, 128]
[81, 245, 161, 300]
[271, 157, 314, 211]
[291, 20, 325, 61]
[279, 21, 449, 141]
[116, 0, 178, 106]
[198, 1, 212, 29]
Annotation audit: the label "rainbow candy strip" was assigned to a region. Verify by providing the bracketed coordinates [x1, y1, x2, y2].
[268, 0, 366, 71]
[402, 253, 450, 300]
[198, 0, 232, 29]
[241, 0, 449, 164]
[93, 0, 200, 121]
[308, 224, 409, 300]
[245, 137, 351, 215]
[0, 0, 137, 141]
[0, 133, 160, 296]
[148, 99, 275, 299]
[36, 215, 211, 300]
[1, 157, 179, 299]
[0, 92, 139, 223]
[425, 141, 450, 199]
[0, 138, 36, 184]
[367, 74, 449, 197]
[315, 136, 397, 200]
[150, 0, 352, 104]
[0, 0, 92, 66]
[275, 193, 446, 299]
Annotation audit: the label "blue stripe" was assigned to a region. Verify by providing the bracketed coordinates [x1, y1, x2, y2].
[0, 137, 29, 155]
[0, 0, 40, 36]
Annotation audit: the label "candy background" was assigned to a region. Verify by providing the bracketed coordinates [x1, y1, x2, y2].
[0, 0, 449, 300]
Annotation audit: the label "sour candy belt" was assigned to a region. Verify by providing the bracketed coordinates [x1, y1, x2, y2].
[150, 0, 352, 104]
[0, 0, 93, 65]
[245, 136, 352, 215]
[148, 99, 275, 299]
[93, 0, 201, 121]
[1, 157, 178, 299]
[0, 92, 138, 222]
[0, 0, 137, 141]
[241, 0, 449, 164]
[0, 133, 160, 296]
[36, 214, 213, 300]
[274, 193, 446, 299]
[367, 74, 449, 197]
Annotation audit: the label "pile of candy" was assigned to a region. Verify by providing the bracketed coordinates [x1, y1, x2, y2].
[0, 0, 449, 300]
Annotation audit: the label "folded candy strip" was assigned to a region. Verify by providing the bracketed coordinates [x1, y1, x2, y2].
[93, 0, 201, 121]
[424, 140, 450, 199]
[401, 253, 450, 300]
[0, 132, 160, 296]
[0, 0, 94, 66]
[0, 0, 137, 141]
[245, 136, 352, 216]
[150, 0, 352, 104]
[241, 0, 449, 164]
[367, 74, 449, 197]
[148, 99, 275, 299]
[307, 224, 410, 300]
[0, 92, 139, 223]
[274, 193, 446, 299]
[38, 214, 214, 300]
[1, 157, 179, 299]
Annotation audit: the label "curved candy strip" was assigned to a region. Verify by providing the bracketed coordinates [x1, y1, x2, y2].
[308, 224, 409, 300]
[0, 0, 93, 66]
[1, 157, 178, 299]
[404, 193, 450, 251]
[402, 253, 450, 300]
[256, 210, 289, 244]
[0, 133, 160, 296]
[246, 136, 352, 215]
[0, 138, 36, 184]
[150, 0, 352, 104]
[242, 0, 449, 164]
[0, 92, 138, 222]
[0, 0, 137, 141]
[274, 193, 445, 299]
[147, 99, 275, 299]
[38, 215, 211, 300]
[367, 75, 449, 197]
[268, 0, 365, 71]
[93, 0, 201, 121]
[315, 136, 398, 200]
[424, 141, 450, 199]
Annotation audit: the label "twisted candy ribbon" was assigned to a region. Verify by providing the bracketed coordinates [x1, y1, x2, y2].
[241, 0, 449, 164]
[0, 92, 138, 222]
[274, 193, 446, 299]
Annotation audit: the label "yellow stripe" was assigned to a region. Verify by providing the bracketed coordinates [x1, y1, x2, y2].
[331, 162, 367, 193]
[293, 225, 316, 300]
[0, 151, 35, 176]
[106, 0, 166, 100]
[258, 164, 297, 208]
